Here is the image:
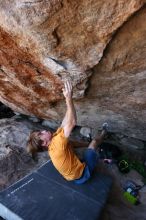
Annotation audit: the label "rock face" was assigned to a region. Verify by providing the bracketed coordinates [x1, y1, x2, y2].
[0, 0, 146, 141]
[0, 117, 50, 190]
[0, 118, 34, 190]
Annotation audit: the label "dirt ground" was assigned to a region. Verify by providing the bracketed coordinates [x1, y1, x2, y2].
[97, 162, 146, 220]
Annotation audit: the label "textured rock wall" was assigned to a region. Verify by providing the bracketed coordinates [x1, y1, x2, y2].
[87, 6, 146, 140]
[0, 0, 146, 141]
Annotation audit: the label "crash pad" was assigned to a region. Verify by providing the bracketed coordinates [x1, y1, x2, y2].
[0, 160, 112, 220]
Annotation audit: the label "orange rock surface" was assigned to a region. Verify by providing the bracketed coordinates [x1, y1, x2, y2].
[0, 0, 146, 140]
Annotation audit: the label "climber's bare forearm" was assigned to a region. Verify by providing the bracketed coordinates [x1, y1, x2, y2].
[65, 97, 76, 125]
[61, 81, 77, 137]
[61, 97, 76, 127]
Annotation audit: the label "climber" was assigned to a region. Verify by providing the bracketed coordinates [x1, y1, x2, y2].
[27, 80, 108, 184]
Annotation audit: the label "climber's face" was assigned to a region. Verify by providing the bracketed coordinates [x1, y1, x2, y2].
[39, 130, 52, 147]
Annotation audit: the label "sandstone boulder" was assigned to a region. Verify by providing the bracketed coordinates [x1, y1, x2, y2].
[0, 1, 146, 143]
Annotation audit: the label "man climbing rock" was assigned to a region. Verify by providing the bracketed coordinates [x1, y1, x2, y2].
[27, 80, 108, 184]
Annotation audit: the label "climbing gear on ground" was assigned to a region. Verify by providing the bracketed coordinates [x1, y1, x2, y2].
[118, 159, 130, 173]
[123, 180, 142, 205]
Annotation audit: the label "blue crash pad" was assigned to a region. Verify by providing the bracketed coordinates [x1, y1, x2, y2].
[0, 160, 112, 220]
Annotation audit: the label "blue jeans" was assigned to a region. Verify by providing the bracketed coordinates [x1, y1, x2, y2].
[74, 149, 99, 184]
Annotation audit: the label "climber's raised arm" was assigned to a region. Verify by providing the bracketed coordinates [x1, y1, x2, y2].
[61, 80, 77, 138]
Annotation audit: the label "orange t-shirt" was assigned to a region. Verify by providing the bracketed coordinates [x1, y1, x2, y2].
[48, 127, 85, 181]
